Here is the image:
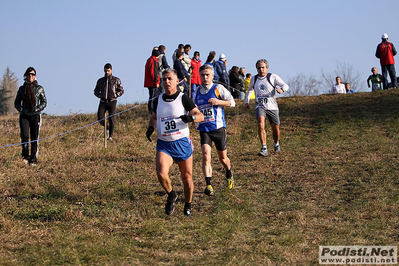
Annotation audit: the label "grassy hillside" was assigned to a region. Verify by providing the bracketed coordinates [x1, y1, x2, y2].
[0, 90, 398, 265]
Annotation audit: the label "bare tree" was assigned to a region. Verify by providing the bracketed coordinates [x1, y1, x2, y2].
[320, 61, 362, 93]
[286, 73, 321, 97]
[0, 67, 18, 115]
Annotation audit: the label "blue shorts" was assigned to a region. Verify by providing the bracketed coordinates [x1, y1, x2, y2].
[156, 137, 193, 162]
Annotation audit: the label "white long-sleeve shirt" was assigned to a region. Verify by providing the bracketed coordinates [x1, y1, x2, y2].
[245, 73, 289, 111]
[331, 84, 346, 94]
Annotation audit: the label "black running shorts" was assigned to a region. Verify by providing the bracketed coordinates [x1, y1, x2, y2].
[200, 127, 227, 151]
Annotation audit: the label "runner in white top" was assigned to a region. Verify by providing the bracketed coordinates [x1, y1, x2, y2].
[146, 68, 204, 217]
[245, 59, 289, 156]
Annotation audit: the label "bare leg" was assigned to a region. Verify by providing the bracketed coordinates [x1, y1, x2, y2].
[257, 116, 267, 146]
[156, 151, 174, 193]
[177, 155, 194, 204]
[270, 124, 280, 145]
[201, 144, 213, 178]
[217, 149, 231, 171]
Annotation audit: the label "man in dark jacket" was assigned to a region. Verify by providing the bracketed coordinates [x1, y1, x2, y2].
[375, 33, 398, 89]
[215, 54, 229, 86]
[158, 45, 170, 90]
[173, 51, 190, 96]
[94, 63, 124, 141]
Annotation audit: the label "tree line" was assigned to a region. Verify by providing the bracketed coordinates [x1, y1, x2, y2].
[0, 67, 18, 115]
[285, 61, 362, 97]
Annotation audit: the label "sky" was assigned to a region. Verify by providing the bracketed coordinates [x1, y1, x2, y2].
[1, 0, 398, 115]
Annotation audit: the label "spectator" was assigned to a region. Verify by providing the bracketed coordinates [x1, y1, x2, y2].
[172, 44, 184, 63]
[375, 33, 397, 89]
[345, 83, 355, 93]
[158, 45, 170, 79]
[245, 73, 255, 100]
[94, 63, 124, 142]
[144, 49, 161, 114]
[367, 67, 384, 91]
[204, 51, 219, 81]
[14, 67, 47, 166]
[238, 67, 247, 100]
[330, 76, 346, 94]
[229, 66, 244, 99]
[215, 54, 229, 86]
[183, 44, 192, 72]
[173, 51, 190, 96]
[190, 51, 202, 100]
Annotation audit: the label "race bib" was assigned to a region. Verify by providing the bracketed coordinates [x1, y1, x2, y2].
[160, 116, 182, 136]
[257, 97, 268, 107]
[199, 104, 215, 122]
[372, 83, 381, 91]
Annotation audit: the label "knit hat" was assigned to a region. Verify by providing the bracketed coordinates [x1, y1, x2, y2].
[152, 49, 160, 57]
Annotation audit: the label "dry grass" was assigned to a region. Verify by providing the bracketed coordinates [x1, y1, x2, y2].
[0, 90, 398, 265]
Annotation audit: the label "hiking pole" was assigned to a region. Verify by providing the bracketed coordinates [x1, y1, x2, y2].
[188, 68, 192, 98]
[104, 113, 107, 149]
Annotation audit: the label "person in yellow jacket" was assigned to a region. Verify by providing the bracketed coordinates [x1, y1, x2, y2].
[245, 73, 255, 100]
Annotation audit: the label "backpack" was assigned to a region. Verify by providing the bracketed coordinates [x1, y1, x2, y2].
[253, 73, 275, 89]
[158, 54, 165, 76]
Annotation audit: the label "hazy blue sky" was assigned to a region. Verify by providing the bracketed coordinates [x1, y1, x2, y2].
[1, 0, 398, 115]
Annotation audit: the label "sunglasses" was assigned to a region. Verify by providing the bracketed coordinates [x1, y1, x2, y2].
[27, 73, 36, 76]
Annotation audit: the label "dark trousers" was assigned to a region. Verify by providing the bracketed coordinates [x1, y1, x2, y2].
[97, 100, 117, 137]
[19, 113, 41, 162]
[381, 64, 397, 89]
[147, 87, 162, 114]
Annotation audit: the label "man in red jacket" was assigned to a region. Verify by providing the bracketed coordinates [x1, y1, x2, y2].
[190, 51, 202, 100]
[144, 49, 161, 114]
[375, 33, 398, 89]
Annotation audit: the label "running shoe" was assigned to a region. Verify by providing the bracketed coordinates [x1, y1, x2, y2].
[22, 156, 30, 164]
[258, 147, 268, 156]
[204, 185, 215, 196]
[30, 158, 38, 166]
[165, 193, 178, 215]
[183, 208, 192, 217]
[226, 176, 235, 190]
[274, 145, 281, 153]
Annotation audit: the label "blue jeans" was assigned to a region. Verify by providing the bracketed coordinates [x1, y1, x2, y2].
[191, 84, 200, 100]
[381, 64, 397, 89]
[147, 87, 162, 114]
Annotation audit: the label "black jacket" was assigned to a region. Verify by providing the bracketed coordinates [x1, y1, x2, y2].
[229, 71, 245, 92]
[94, 75, 124, 101]
[14, 83, 47, 115]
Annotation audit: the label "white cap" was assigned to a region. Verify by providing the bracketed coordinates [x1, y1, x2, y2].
[219, 54, 226, 60]
[382, 33, 389, 39]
